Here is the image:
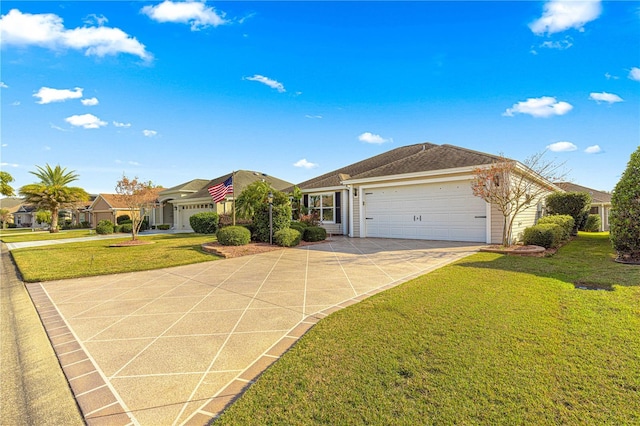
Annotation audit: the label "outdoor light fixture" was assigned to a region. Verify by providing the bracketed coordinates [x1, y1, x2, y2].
[268, 192, 273, 245]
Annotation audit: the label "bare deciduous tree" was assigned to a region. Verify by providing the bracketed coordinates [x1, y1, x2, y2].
[471, 152, 566, 246]
[115, 175, 157, 240]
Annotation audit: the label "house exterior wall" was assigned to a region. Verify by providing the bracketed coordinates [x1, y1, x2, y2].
[490, 203, 504, 244]
[352, 188, 361, 238]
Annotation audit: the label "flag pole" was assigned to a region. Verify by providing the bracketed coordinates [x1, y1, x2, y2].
[232, 170, 236, 226]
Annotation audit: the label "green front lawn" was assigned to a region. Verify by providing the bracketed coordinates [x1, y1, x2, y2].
[215, 233, 640, 425]
[11, 234, 218, 282]
[1, 229, 93, 243]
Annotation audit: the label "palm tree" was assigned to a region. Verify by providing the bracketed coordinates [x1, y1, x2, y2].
[19, 165, 89, 233]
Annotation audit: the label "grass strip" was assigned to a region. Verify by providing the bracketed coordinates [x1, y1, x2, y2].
[11, 233, 218, 282]
[214, 233, 640, 425]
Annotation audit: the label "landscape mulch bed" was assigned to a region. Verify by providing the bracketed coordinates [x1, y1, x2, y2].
[480, 244, 554, 257]
[202, 239, 329, 258]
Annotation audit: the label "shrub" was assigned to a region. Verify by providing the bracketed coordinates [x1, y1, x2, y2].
[289, 222, 307, 234]
[96, 219, 114, 235]
[582, 214, 601, 232]
[113, 225, 123, 233]
[216, 226, 251, 246]
[119, 219, 132, 225]
[189, 212, 219, 234]
[254, 204, 292, 243]
[7, 223, 17, 228]
[303, 226, 327, 242]
[522, 223, 563, 249]
[610, 146, 640, 262]
[300, 212, 320, 227]
[537, 215, 574, 241]
[545, 192, 592, 236]
[121, 223, 133, 233]
[81, 221, 91, 228]
[157, 224, 171, 230]
[274, 228, 301, 247]
[117, 215, 131, 225]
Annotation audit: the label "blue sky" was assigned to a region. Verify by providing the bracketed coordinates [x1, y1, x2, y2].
[1, 1, 639, 194]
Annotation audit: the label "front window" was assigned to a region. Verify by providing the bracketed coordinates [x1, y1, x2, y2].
[310, 193, 335, 223]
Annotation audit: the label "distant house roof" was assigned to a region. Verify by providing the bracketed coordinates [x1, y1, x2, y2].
[183, 170, 293, 200]
[556, 182, 612, 204]
[159, 179, 210, 196]
[94, 188, 164, 209]
[297, 143, 504, 190]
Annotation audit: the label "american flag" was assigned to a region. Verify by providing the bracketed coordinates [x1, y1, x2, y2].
[208, 176, 233, 203]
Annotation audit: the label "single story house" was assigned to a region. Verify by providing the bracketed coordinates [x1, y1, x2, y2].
[88, 188, 165, 228]
[297, 143, 559, 244]
[556, 182, 612, 231]
[162, 170, 293, 231]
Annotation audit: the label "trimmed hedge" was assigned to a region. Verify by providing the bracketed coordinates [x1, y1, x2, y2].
[610, 146, 640, 262]
[254, 204, 292, 243]
[545, 192, 592, 236]
[217, 226, 251, 246]
[522, 223, 563, 249]
[96, 219, 114, 235]
[157, 224, 171, 230]
[303, 226, 327, 242]
[117, 215, 131, 225]
[190, 212, 219, 234]
[274, 228, 301, 247]
[289, 222, 307, 235]
[537, 215, 574, 241]
[583, 214, 601, 232]
[121, 223, 133, 233]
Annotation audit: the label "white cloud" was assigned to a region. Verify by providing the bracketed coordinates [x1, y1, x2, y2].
[293, 159, 319, 169]
[113, 121, 131, 128]
[585, 145, 602, 154]
[629, 67, 640, 81]
[539, 38, 573, 50]
[43, 146, 51, 151]
[128, 161, 140, 166]
[143, 129, 157, 137]
[0, 9, 152, 60]
[530, 0, 602, 35]
[65, 113, 107, 129]
[589, 92, 623, 104]
[305, 114, 323, 119]
[358, 132, 392, 144]
[34, 86, 83, 104]
[11, 101, 20, 106]
[84, 14, 108, 26]
[0, 82, 7, 88]
[50, 123, 69, 132]
[503, 96, 573, 118]
[604, 72, 619, 80]
[81, 97, 99, 106]
[547, 141, 577, 152]
[141, 0, 228, 31]
[1, 144, 7, 147]
[244, 75, 286, 93]
[1, 162, 19, 168]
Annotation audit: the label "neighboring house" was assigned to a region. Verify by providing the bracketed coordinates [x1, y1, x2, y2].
[0, 197, 24, 226]
[157, 179, 211, 229]
[89, 189, 164, 228]
[12, 204, 39, 228]
[297, 143, 559, 244]
[556, 182, 612, 231]
[69, 195, 97, 227]
[166, 170, 293, 231]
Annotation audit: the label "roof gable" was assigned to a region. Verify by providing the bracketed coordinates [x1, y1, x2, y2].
[184, 170, 294, 200]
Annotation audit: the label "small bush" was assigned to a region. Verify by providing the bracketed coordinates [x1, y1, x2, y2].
[81, 221, 91, 228]
[96, 219, 114, 235]
[289, 222, 307, 234]
[275, 228, 301, 247]
[117, 215, 131, 225]
[217, 226, 251, 246]
[157, 224, 171, 230]
[119, 219, 133, 225]
[537, 215, 574, 241]
[545, 192, 592, 236]
[190, 212, 219, 234]
[522, 223, 563, 249]
[303, 226, 327, 242]
[582, 214, 601, 232]
[7, 223, 17, 229]
[121, 223, 133, 233]
[113, 225, 123, 233]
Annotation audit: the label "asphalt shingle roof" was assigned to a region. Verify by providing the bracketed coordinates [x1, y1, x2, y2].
[556, 182, 612, 204]
[185, 170, 293, 200]
[297, 143, 504, 190]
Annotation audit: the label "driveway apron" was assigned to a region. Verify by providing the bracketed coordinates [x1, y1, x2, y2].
[27, 237, 482, 425]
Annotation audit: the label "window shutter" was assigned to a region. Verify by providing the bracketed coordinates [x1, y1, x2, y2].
[303, 194, 309, 208]
[335, 192, 341, 224]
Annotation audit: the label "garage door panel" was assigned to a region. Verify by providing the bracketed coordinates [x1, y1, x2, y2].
[364, 181, 486, 242]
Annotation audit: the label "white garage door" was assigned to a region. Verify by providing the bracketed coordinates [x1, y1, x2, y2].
[363, 181, 487, 242]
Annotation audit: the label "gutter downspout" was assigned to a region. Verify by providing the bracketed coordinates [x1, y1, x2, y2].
[347, 185, 354, 238]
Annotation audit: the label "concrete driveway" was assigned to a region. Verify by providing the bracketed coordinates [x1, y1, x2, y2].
[27, 237, 482, 425]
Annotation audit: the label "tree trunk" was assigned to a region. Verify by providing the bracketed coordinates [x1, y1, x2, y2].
[49, 208, 59, 233]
